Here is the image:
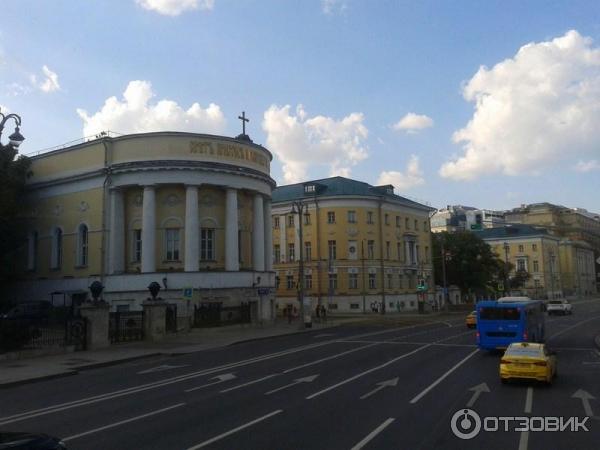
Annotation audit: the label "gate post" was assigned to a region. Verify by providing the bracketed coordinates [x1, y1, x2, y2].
[143, 301, 168, 342]
[79, 303, 110, 350]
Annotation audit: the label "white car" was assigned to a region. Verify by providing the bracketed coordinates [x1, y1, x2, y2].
[546, 299, 573, 315]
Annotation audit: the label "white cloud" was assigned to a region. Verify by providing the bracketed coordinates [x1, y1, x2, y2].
[322, 0, 347, 15]
[29, 65, 60, 93]
[135, 0, 213, 16]
[441, 30, 600, 181]
[393, 113, 434, 133]
[377, 155, 425, 191]
[574, 159, 600, 172]
[262, 104, 368, 184]
[76, 80, 226, 137]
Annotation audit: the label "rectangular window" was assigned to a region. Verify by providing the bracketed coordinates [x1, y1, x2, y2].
[386, 241, 391, 259]
[274, 245, 281, 263]
[327, 211, 336, 224]
[518, 244, 524, 253]
[347, 210, 356, 223]
[423, 221, 428, 232]
[165, 228, 180, 261]
[397, 242, 402, 261]
[328, 273, 338, 290]
[368, 273, 376, 289]
[532, 243, 538, 252]
[286, 275, 294, 289]
[367, 240, 375, 259]
[405, 218, 410, 229]
[387, 273, 393, 289]
[533, 260, 539, 272]
[328, 240, 337, 260]
[288, 215, 295, 227]
[80, 228, 88, 266]
[396, 216, 401, 227]
[424, 246, 429, 263]
[304, 184, 315, 193]
[305, 274, 312, 289]
[304, 213, 311, 225]
[200, 228, 215, 260]
[385, 214, 390, 225]
[517, 259, 526, 272]
[133, 229, 142, 263]
[534, 279, 541, 287]
[398, 274, 404, 289]
[414, 219, 418, 231]
[350, 303, 360, 310]
[288, 243, 295, 261]
[367, 211, 374, 224]
[273, 217, 280, 229]
[349, 273, 358, 289]
[304, 242, 312, 261]
[275, 276, 280, 289]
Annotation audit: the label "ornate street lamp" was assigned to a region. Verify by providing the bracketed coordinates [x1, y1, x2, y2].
[0, 108, 25, 149]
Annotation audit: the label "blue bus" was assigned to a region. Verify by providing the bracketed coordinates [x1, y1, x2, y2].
[476, 300, 545, 350]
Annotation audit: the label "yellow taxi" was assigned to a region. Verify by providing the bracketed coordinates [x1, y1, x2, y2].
[500, 342, 557, 384]
[465, 311, 477, 328]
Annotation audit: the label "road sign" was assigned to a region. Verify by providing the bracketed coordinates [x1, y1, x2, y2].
[182, 287, 193, 299]
[257, 288, 270, 295]
[497, 282, 504, 291]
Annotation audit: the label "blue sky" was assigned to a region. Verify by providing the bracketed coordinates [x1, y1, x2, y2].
[1, 0, 600, 212]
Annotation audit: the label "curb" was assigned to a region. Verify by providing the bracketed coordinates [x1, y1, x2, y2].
[0, 370, 78, 389]
[226, 322, 343, 347]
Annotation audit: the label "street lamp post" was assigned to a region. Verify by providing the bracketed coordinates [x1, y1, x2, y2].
[291, 200, 309, 328]
[361, 240, 366, 313]
[503, 242, 510, 296]
[549, 250, 555, 300]
[0, 108, 25, 150]
[441, 241, 449, 311]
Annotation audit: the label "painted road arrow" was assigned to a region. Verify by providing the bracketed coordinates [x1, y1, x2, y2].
[572, 389, 596, 417]
[360, 378, 399, 400]
[137, 364, 189, 375]
[185, 373, 237, 392]
[265, 375, 319, 395]
[466, 382, 490, 407]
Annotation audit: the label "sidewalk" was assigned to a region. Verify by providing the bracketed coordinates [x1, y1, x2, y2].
[0, 317, 362, 388]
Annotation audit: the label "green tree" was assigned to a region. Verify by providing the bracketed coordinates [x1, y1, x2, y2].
[432, 231, 504, 298]
[0, 141, 31, 311]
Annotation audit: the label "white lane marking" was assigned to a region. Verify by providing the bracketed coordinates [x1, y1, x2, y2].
[265, 375, 319, 395]
[137, 364, 188, 374]
[572, 389, 596, 417]
[434, 330, 475, 343]
[283, 343, 379, 373]
[220, 374, 280, 393]
[314, 333, 336, 338]
[186, 410, 283, 450]
[62, 403, 185, 442]
[306, 344, 432, 400]
[0, 320, 449, 426]
[466, 383, 490, 408]
[409, 349, 479, 404]
[518, 429, 529, 450]
[547, 315, 600, 340]
[524, 387, 533, 414]
[338, 340, 476, 348]
[360, 378, 399, 400]
[350, 418, 395, 450]
[185, 373, 236, 392]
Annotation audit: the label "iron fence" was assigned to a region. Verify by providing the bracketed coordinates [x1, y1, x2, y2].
[109, 311, 144, 343]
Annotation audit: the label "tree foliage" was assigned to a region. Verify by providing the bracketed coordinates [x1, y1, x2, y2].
[432, 231, 504, 296]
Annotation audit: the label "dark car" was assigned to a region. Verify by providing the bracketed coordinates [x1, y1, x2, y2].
[0, 301, 52, 322]
[0, 432, 66, 449]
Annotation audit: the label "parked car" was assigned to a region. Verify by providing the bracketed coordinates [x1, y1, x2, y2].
[0, 432, 66, 449]
[546, 299, 573, 315]
[0, 301, 52, 322]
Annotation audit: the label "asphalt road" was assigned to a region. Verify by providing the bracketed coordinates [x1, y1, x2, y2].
[1, 299, 600, 450]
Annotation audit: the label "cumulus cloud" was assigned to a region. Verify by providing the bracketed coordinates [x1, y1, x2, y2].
[135, 0, 214, 16]
[262, 104, 368, 184]
[393, 113, 434, 133]
[29, 65, 60, 93]
[377, 155, 425, 191]
[574, 160, 600, 172]
[441, 30, 600, 181]
[322, 0, 347, 15]
[76, 80, 226, 137]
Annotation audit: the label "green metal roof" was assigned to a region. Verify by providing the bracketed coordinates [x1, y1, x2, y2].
[272, 176, 434, 211]
[474, 224, 551, 240]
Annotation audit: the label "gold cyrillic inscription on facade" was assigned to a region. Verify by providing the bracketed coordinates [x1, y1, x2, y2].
[189, 141, 268, 169]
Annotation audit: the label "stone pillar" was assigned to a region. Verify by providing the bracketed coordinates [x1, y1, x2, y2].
[108, 188, 125, 274]
[263, 198, 273, 271]
[141, 185, 156, 273]
[185, 185, 200, 272]
[79, 303, 110, 350]
[252, 194, 265, 272]
[225, 188, 239, 271]
[143, 301, 167, 342]
[279, 213, 286, 263]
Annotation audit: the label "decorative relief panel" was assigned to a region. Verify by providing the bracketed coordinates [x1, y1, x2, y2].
[78, 201, 90, 212]
[164, 194, 180, 207]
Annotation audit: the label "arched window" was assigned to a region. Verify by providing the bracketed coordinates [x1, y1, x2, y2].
[77, 224, 88, 266]
[51, 227, 63, 269]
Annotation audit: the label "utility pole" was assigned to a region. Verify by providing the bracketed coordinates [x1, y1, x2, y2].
[361, 240, 366, 313]
[503, 242, 510, 296]
[441, 241, 448, 311]
[292, 200, 309, 328]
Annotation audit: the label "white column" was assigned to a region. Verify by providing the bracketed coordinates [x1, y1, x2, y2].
[263, 198, 273, 271]
[252, 194, 265, 272]
[279, 213, 286, 263]
[225, 188, 239, 271]
[294, 213, 300, 262]
[185, 185, 200, 272]
[108, 188, 125, 274]
[141, 185, 156, 273]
